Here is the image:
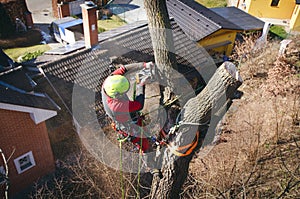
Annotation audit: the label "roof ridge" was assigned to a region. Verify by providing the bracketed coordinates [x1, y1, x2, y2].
[0, 81, 60, 111]
[168, 0, 221, 28]
[0, 65, 22, 77]
[170, 0, 241, 30]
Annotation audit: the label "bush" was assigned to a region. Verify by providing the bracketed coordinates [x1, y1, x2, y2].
[0, 3, 15, 39]
[99, 8, 113, 19]
[270, 25, 288, 39]
[18, 50, 44, 62]
[98, 27, 106, 33]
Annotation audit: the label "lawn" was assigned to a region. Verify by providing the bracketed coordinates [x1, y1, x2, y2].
[195, 0, 227, 7]
[3, 44, 50, 62]
[269, 25, 288, 39]
[97, 15, 127, 32]
[2, 15, 126, 62]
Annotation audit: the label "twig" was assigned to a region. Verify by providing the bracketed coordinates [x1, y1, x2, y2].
[276, 176, 300, 199]
[0, 148, 10, 199]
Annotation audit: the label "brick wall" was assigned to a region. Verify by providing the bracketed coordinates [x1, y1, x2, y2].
[52, 0, 74, 18]
[52, 0, 108, 18]
[0, 109, 55, 196]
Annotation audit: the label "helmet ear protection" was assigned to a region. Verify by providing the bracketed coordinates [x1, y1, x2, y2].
[103, 75, 130, 98]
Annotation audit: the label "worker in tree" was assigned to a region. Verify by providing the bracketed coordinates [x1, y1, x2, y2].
[101, 62, 155, 153]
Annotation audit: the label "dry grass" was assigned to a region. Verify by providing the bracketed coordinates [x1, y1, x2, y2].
[181, 34, 300, 198]
[29, 150, 137, 199]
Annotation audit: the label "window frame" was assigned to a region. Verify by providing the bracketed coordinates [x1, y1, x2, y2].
[270, 0, 280, 7]
[14, 151, 36, 174]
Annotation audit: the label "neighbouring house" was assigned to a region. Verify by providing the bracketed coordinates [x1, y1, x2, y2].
[231, 0, 300, 31]
[52, 0, 109, 18]
[0, 0, 33, 34]
[0, 49, 60, 196]
[166, 0, 264, 61]
[49, 16, 84, 44]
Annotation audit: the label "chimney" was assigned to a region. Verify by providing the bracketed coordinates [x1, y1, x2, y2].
[81, 1, 98, 48]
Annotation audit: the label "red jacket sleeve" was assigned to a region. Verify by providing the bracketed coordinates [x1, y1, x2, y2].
[128, 100, 143, 112]
[112, 65, 127, 75]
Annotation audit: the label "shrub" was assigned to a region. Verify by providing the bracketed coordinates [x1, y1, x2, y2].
[270, 25, 288, 39]
[99, 8, 113, 19]
[18, 50, 44, 62]
[98, 27, 106, 33]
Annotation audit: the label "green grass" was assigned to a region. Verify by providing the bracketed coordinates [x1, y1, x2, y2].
[195, 0, 227, 7]
[97, 15, 127, 32]
[4, 44, 50, 62]
[269, 25, 288, 39]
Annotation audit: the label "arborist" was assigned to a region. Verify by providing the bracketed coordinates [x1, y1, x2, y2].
[101, 62, 155, 153]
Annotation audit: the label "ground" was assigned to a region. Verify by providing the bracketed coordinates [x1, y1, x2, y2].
[181, 35, 300, 198]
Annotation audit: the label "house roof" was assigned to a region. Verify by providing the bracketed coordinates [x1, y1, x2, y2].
[166, 0, 241, 41]
[0, 48, 15, 70]
[39, 19, 214, 121]
[0, 84, 59, 111]
[0, 65, 60, 111]
[210, 6, 265, 31]
[166, 0, 264, 41]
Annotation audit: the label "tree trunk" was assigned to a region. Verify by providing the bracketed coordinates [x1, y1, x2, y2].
[144, 0, 178, 89]
[150, 62, 243, 198]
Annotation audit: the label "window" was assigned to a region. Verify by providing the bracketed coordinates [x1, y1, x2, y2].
[14, 151, 36, 174]
[271, 0, 280, 6]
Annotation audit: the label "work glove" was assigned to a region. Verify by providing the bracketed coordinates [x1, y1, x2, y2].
[144, 61, 155, 69]
[139, 75, 152, 86]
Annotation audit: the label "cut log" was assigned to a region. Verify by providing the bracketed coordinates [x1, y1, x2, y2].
[150, 61, 243, 199]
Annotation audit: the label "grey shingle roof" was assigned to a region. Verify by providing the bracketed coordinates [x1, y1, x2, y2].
[0, 66, 34, 92]
[0, 85, 59, 111]
[166, 0, 241, 41]
[41, 48, 111, 93]
[211, 7, 264, 31]
[0, 66, 60, 111]
[40, 19, 215, 121]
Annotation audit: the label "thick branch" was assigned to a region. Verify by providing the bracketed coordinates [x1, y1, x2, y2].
[151, 62, 243, 198]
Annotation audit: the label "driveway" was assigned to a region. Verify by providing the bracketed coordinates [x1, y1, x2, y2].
[25, 0, 55, 24]
[25, 0, 148, 49]
[107, 0, 148, 23]
[25, 0, 62, 47]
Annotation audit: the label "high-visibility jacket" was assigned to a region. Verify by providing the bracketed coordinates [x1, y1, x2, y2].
[101, 64, 151, 152]
[101, 65, 144, 123]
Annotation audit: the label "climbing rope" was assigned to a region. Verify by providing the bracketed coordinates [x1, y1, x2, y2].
[158, 120, 209, 157]
[167, 131, 199, 157]
[119, 140, 125, 199]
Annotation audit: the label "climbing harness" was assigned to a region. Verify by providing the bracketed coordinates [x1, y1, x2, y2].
[110, 66, 207, 155]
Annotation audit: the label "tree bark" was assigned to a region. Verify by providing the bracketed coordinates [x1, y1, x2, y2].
[150, 62, 243, 198]
[143, 0, 243, 198]
[144, 0, 178, 89]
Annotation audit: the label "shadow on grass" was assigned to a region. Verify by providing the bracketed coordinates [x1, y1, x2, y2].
[0, 29, 42, 49]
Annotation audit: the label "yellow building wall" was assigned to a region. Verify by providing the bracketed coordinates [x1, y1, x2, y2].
[198, 29, 237, 56]
[290, 5, 300, 31]
[242, 0, 295, 19]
